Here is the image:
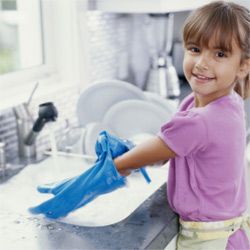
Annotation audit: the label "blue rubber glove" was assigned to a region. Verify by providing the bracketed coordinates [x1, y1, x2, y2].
[95, 131, 134, 159]
[37, 131, 134, 195]
[37, 177, 77, 195]
[96, 131, 151, 183]
[29, 137, 126, 219]
[36, 131, 150, 196]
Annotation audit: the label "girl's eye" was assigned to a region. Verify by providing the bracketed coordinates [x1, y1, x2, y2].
[216, 51, 226, 58]
[189, 47, 200, 53]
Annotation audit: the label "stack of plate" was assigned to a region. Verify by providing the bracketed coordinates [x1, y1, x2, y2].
[75, 80, 177, 157]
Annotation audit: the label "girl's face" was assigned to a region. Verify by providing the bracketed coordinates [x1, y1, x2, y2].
[183, 37, 248, 106]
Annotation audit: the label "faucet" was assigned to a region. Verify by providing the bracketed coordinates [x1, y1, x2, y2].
[14, 102, 58, 159]
[25, 102, 58, 145]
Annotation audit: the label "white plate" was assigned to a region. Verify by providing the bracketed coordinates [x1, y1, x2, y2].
[103, 99, 172, 139]
[144, 91, 178, 115]
[77, 80, 147, 126]
[84, 122, 114, 156]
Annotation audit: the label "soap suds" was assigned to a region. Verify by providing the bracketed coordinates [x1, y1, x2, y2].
[0, 156, 168, 227]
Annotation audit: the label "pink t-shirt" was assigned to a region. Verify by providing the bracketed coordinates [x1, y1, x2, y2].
[158, 91, 249, 248]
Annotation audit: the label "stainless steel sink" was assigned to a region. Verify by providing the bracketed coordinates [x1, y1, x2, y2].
[0, 154, 173, 250]
[0, 154, 168, 227]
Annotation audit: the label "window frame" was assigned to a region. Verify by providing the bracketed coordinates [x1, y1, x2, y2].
[0, 0, 90, 109]
[0, 0, 57, 87]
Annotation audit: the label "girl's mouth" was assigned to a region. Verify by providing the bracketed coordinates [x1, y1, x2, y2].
[192, 73, 215, 83]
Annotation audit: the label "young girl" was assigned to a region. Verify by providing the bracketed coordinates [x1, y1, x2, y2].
[114, 1, 250, 249]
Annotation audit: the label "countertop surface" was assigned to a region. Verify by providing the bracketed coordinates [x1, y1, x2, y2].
[1, 183, 178, 250]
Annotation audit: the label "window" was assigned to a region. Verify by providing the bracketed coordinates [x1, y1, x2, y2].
[0, 0, 43, 75]
[0, 0, 88, 109]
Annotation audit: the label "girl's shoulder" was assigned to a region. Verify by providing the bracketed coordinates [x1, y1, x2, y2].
[178, 91, 244, 114]
[178, 92, 195, 112]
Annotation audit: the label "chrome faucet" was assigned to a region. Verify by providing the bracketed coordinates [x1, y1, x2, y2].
[25, 102, 58, 145]
[14, 102, 58, 159]
[13, 82, 59, 160]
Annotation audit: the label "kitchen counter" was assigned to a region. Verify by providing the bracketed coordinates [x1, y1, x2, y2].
[1, 183, 178, 250]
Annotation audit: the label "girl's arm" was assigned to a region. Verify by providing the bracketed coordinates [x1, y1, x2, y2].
[114, 136, 176, 175]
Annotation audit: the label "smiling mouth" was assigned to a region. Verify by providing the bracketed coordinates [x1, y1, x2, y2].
[192, 73, 215, 81]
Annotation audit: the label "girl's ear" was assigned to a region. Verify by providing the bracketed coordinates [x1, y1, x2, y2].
[237, 59, 250, 80]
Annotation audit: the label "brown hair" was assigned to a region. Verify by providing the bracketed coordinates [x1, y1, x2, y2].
[183, 1, 250, 99]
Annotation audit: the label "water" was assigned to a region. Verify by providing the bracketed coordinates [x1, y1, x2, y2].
[48, 124, 59, 174]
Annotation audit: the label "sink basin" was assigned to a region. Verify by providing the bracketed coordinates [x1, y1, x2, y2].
[0, 155, 168, 227]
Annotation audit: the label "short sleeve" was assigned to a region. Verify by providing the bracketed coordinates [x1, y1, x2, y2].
[158, 111, 208, 157]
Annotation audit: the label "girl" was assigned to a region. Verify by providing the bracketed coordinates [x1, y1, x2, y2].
[114, 1, 250, 249]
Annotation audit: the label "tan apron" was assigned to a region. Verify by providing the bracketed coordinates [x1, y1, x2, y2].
[177, 214, 250, 250]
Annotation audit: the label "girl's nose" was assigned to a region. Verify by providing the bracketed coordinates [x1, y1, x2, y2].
[195, 54, 209, 71]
